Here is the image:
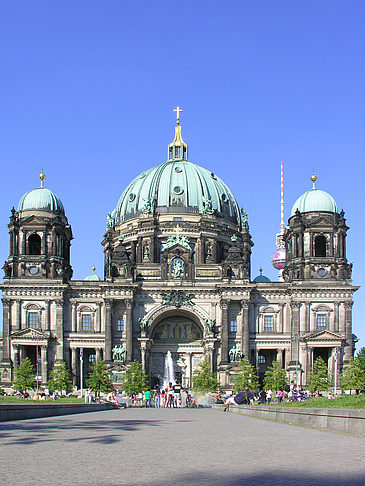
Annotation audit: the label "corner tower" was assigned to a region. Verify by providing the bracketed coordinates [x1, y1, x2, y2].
[3, 171, 73, 282]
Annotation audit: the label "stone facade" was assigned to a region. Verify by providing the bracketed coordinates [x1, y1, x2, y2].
[0, 126, 358, 390]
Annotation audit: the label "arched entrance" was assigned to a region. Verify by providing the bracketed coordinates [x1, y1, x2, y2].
[149, 311, 205, 389]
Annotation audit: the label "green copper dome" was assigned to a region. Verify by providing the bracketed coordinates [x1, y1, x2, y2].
[113, 159, 241, 225]
[290, 188, 337, 217]
[18, 187, 65, 214]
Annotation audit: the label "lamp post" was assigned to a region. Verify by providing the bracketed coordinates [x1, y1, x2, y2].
[31, 331, 41, 393]
[80, 348, 84, 398]
[334, 347, 338, 396]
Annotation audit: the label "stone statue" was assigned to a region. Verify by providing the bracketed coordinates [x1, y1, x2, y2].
[205, 318, 216, 334]
[142, 197, 155, 214]
[240, 208, 248, 226]
[229, 345, 242, 362]
[173, 259, 183, 278]
[138, 317, 149, 333]
[112, 345, 125, 363]
[201, 195, 213, 214]
[106, 212, 114, 229]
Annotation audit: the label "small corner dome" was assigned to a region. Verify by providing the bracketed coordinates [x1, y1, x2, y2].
[18, 187, 65, 214]
[84, 272, 102, 281]
[290, 183, 337, 217]
[253, 272, 271, 283]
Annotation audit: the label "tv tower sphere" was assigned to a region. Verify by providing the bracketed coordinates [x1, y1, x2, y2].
[271, 247, 286, 270]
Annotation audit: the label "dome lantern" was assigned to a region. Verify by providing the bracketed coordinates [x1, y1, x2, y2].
[167, 106, 188, 161]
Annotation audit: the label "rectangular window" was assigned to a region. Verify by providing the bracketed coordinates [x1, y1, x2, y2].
[258, 355, 266, 364]
[88, 354, 96, 363]
[316, 314, 326, 330]
[81, 314, 92, 331]
[173, 217, 182, 222]
[264, 315, 274, 332]
[229, 320, 237, 332]
[117, 319, 124, 332]
[28, 312, 39, 329]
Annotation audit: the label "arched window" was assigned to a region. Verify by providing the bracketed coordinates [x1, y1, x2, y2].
[314, 235, 326, 257]
[28, 234, 41, 255]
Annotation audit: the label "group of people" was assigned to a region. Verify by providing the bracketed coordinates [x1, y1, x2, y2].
[221, 381, 311, 410]
[103, 381, 194, 408]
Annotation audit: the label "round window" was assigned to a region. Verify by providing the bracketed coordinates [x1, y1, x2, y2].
[174, 186, 184, 195]
[128, 193, 136, 202]
[174, 166, 182, 173]
[317, 268, 326, 277]
[29, 266, 39, 275]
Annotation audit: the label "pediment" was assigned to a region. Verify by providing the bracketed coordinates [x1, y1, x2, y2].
[20, 215, 47, 226]
[10, 328, 52, 341]
[304, 330, 344, 342]
[308, 216, 334, 227]
[162, 242, 192, 253]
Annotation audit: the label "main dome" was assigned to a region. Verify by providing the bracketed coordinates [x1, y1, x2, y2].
[113, 121, 241, 225]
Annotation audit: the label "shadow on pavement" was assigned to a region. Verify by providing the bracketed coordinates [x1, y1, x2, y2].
[141, 472, 365, 486]
[0, 418, 165, 445]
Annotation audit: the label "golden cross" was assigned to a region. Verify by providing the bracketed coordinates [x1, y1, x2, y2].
[174, 224, 182, 235]
[174, 106, 183, 125]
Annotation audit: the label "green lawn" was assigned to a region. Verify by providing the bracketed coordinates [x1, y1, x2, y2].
[0, 396, 83, 405]
[272, 394, 365, 409]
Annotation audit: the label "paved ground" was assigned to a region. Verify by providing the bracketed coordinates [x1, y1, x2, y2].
[0, 408, 364, 486]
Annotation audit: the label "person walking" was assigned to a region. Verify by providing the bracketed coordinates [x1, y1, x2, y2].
[267, 389, 273, 404]
[144, 389, 152, 408]
[259, 389, 267, 404]
[154, 389, 161, 408]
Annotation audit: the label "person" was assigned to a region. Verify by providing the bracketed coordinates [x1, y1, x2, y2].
[154, 389, 161, 408]
[259, 389, 267, 404]
[277, 388, 284, 403]
[137, 391, 143, 407]
[223, 387, 251, 411]
[215, 391, 224, 404]
[85, 388, 92, 404]
[167, 383, 174, 408]
[106, 390, 117, 404]
[266, 389, 273, 404]
[172, 381, 182, 408]
[144, 389, 152, 407]
[160, 389, 166, 407]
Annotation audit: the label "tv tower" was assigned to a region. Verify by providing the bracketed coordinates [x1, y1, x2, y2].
[271, 160, 286, 280]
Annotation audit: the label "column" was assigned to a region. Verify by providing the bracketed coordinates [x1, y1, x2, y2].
[255, 348, 259, 369]
[277, 348, 284, 368]
[1, 299, 11, 362]
[41, 345, 48, 384]
[241, 301, 249, 359]
[140, 340, 147, 370]
[304, 303, 310, 333]
[71, 348, 78, 385]
[290, 302, 300, 364]
[219, 299, 229, 364]
[125, 299, 133, 363]
[96, 303, 101, 333]
[343, 301, 353, 362]
[45, 301, 50, 332]
[16, 300, 21, 331]
[334, 302, 339, 332]
[104, 300, 113, 362]
[55, 300, 64, 360]
[13, 344, 20, 370]
[71, 303, 77, 332]
[96, 348, 102, 361]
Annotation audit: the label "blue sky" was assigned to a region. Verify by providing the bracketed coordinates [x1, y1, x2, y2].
[0, 1, 364, 348]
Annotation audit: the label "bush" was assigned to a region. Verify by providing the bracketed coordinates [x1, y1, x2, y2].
[307, 357, 331, 392]
[12, 357, 36, 391]
[121, 360, 148, 395]
[231, 358, 259, 392]
[192, 359, 219, 393]
[47, 361, 73, 393]
[86, 360, 114, 396]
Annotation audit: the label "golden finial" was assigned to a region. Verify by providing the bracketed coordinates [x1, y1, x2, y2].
[259, 267, 263, 275]
[39, 169, 46, 188]
[311, 169, 317, 189]
[173, 106, 183, 125]
[92, 267, 96, 273]
[174, 224, 182, 235]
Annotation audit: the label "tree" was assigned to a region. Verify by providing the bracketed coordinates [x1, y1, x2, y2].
[263, 360, 287, 391]
[47, 361, 72, 393]
[121, 360, 148, 395]
[192, 359, 219, 393]
[356, 347, 365, 373]
[307, 357, 331, 392]
[339, 357, 365, 393]
[86, 360, 113, 396]
[231, 357, 259, 393]
[12, 357, 36, 391]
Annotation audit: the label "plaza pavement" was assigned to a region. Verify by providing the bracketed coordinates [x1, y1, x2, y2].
[0, 408, 364, 486]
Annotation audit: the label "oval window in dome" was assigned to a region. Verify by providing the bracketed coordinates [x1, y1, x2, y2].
[129, 193, 136, 202]
[174, 166, 182, 173]
[174, 186, 184, 195]
[211, 172, 216, 179]
[221, 193, 227, 202]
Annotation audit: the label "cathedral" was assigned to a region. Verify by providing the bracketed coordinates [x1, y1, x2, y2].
[0, 110, 358, 389]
